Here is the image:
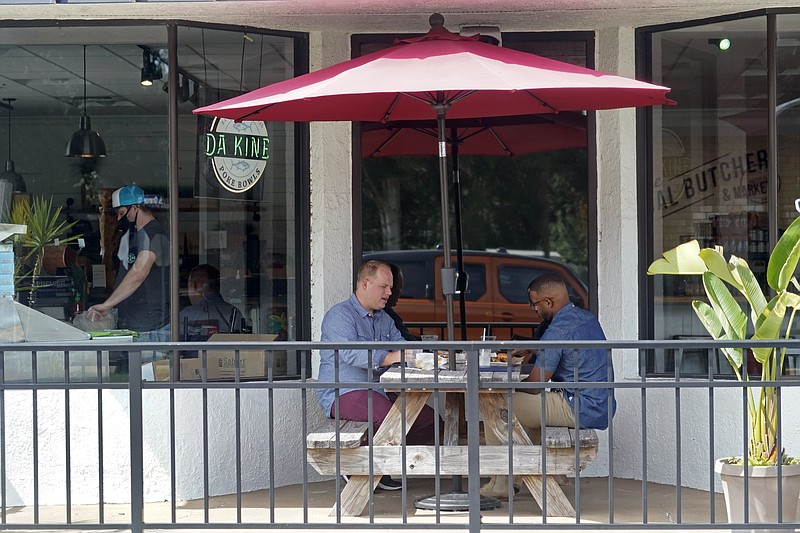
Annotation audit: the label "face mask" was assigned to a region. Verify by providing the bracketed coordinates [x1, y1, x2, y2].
[117, 206, 131, 232]
[118, 215, 130, 233]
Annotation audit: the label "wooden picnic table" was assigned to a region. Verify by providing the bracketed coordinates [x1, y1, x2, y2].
[307, 365, 596, 517]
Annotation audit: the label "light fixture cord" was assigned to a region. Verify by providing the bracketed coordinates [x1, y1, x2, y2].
[6, 101, 10, 160]
[83, 45, 87, 117]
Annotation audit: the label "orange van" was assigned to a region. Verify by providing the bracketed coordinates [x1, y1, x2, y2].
[362, 250, 588, 337]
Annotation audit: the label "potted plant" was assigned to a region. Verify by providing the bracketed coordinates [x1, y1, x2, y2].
[648, 215, 800, 529]
[11, 196, 81, 307]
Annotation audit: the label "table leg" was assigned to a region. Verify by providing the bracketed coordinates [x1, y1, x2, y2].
[478, 393, 576, 517]
[332, 391, 432, 517]
[444, 392, 461, 446]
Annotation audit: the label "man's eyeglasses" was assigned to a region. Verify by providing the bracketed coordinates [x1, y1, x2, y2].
[529, 298, 548, 310]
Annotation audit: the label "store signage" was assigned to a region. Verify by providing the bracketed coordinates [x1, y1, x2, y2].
[657, 149, 769, 214]
[205, 118, 270, 193]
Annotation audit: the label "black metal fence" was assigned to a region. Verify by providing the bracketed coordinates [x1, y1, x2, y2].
[1, 338, 800, 533]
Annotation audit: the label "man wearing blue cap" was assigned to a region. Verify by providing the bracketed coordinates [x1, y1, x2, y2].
[87, 185, 170, 351]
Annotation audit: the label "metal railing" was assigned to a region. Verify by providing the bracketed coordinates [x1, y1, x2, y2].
[1, 338, 800, 533]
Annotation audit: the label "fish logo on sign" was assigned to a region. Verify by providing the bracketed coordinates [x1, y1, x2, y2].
[204, 117, 270, 193]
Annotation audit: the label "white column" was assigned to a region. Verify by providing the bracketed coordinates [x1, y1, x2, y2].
[595, 26, 640, 377]
[307, 31, 354, 378]
[593, 26, 644, 484]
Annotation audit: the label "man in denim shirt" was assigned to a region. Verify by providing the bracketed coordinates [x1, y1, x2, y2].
[319, 260, 437, 490]
[482, 272, 615, 499]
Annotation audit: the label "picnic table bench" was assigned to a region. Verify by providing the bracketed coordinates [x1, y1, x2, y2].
[306, 367, 599, 516]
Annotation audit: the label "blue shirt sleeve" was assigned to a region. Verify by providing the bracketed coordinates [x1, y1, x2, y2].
[320, 296, 401, 369]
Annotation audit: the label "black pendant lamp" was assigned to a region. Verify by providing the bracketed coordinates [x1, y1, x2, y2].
[65, 45, 106, 158]
[0, 98, 25, 192]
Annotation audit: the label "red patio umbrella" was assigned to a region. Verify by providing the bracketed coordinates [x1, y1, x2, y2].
[195, 12, 673, 346]
[361, 113, 587, 158]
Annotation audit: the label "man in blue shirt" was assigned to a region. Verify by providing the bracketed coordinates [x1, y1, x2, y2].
[482, 272, 616, 499]
[319, 260, 438, 490]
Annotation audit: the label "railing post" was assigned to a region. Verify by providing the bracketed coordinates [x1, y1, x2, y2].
[466, 347, 481, 533]
[129, 347, 144, 533]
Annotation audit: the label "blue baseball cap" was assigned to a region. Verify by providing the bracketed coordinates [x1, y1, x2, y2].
[112, 185, 145, 208]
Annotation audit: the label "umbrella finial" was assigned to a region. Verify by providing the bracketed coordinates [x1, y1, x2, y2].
[429, 13, 445, 30]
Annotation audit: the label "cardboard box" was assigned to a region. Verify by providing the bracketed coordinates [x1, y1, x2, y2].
[142, 360, 173, 381]
[180, 333, 280, 380]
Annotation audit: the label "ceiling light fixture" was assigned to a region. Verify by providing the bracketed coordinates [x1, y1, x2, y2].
[140, 50, 162, 87]
[709, 38, 732, 51]
[64, 45, 106, 158]
[0, 98, 25, 192]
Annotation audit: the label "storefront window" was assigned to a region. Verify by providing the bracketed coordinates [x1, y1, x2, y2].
[177, 26, 301, 377]
[646, 13, 800, 377]
[0, 23, 306, 379]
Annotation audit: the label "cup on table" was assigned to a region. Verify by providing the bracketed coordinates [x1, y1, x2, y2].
[420, 334, 439, 353]
[480, 335, 496, 366]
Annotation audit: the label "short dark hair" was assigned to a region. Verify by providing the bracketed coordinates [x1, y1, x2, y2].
[386, 262, 404, 307]
[189, 264, 221, 292]
[528, 272, 566, 294]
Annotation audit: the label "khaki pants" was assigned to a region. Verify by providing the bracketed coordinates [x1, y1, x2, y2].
[481, 390, 577, 496]
[484, 391, 575, 445]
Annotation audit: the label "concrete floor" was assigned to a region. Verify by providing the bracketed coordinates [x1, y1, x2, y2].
[2, 476, 728, 531]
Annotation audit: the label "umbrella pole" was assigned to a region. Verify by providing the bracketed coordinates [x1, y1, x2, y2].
[450, 133, 469, 342]
[415, 102, 500, 513]
[433, 103, 456, 347]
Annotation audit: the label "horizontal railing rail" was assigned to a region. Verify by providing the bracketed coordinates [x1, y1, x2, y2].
[1, 338, 800, 533]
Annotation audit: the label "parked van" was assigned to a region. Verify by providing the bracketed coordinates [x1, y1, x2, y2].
[362, 250, 588, 336]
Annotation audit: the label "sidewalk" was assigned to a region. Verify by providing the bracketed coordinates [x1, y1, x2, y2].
[2, 477, 726, 531]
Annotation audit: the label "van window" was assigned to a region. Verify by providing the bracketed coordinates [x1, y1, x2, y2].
[463, 263, 486, 301]
[391, 259, 430, 299]
[498, 265, 549, 303]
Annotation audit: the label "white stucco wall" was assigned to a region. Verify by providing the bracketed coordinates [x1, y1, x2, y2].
[308, 30, 354, 379]
[3, 387, 330, 506]
[589, 26, 640, 481]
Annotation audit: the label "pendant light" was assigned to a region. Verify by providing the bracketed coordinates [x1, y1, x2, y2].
[64, 45, 106, 158]
[0, 98, 25, 192]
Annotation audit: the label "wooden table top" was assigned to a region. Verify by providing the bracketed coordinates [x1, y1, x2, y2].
[379, 365, 522, 383]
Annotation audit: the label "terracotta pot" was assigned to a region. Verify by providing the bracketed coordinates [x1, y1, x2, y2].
[716, 458, 800, 533]
[42, 245, 77, 275]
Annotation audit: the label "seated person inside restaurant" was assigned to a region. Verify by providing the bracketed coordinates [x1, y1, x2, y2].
[180, 264, 244, 341]
[318, 260, 439, 491]
[482, 272, 616, 500]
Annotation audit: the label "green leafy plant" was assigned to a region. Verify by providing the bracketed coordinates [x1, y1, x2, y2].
[648, 216, 800, 466]
[267, 311, 288, 335]
[11, 197, 81, 305]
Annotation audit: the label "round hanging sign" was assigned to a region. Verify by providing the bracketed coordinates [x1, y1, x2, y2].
[204, 117, 270, 193]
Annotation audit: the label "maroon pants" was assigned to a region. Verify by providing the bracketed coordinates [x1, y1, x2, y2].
[330, 390, 439, 445]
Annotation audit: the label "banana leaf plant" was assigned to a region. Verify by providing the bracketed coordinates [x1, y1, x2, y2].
[648, 215, 800, 466]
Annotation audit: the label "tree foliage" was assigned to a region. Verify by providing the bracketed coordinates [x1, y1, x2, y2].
[360, 148, 589, 282]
